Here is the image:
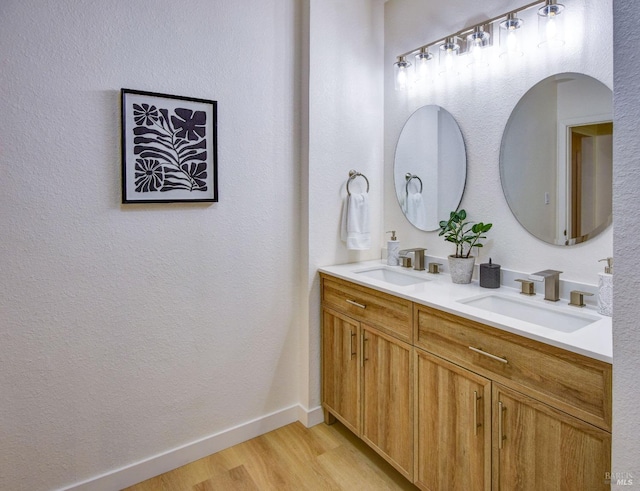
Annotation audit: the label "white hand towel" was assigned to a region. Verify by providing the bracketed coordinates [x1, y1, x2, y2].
[405, 192, 426, 230]
[341, 193, 370, 250]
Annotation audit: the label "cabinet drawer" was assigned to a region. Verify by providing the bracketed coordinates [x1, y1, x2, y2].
[415, 305, 612, 431]
[321, 274, 412, 343]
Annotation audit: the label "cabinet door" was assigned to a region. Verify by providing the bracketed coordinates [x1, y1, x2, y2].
[361, 325, 413, 480]
[493, 384, 611, 491]
[414, 349, 491, 491]
[322, 308, 360, 434]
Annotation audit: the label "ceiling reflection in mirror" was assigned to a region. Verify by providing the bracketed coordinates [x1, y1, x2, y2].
[500, 73, 612, 245]
[394, 105, 466, 231]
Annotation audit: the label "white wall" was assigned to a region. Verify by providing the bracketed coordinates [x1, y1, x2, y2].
[302, 0, 384, 410]
[0, 0, 385, 489]
[0, 1, 303, 489]
[612, 0, 640, 485]
[384, 0, 613, 283]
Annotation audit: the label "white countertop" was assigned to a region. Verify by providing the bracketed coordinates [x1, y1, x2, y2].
[319, 260, 612, 363]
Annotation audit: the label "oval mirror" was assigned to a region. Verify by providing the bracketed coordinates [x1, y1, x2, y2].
[394, 105, 467, 231]
[500, 73, 612, 245]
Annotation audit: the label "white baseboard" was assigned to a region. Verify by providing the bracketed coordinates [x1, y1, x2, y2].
[297, 404, 324, 428]
[60, 404, 323, 491]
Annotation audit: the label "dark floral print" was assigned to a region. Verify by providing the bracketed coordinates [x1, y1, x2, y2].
[181, 162, 208, 191]
[133, 103, 160, 126]
[171, 108, 206, 141]
[132, 102, 208, 193]
[134, 158, 164, 192]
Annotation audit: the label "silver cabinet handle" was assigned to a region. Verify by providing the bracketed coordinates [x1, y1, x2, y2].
[498, 401, 505, 449]
[469, 346, 508, 364]
[363, 336, 369, 366]
[360, 332, 369, 367]
[474, 390, 480, 436]
[346, 299, 366, 309]
[349, 330, 356, 359]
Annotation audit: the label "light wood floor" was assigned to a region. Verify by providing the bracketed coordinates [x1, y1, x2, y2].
[124, 421, 418, 491]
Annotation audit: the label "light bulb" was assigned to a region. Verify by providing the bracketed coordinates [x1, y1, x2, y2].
[445, 49, 454, 69]
[538, 1, 565, 48]
[417, 60, 428, 80]
[394, 57, 411, 91]
[500, 14, 524, 58]
[546, 13, 557, 41]
[472, 40, 483, 62]
[507, 29, 517, 52]
[439, 38, 460, 75]
[414, 50, 432, 84]
[467, 28, 490, 68]
[397, 66, 408, 90]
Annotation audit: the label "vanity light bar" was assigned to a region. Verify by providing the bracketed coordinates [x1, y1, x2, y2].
[395, 0, 565, 87]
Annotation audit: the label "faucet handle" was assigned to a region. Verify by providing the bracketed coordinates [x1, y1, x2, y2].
[529, 269, 563, 281]
[515, 279, 535, 295]
[428, 262, 442, 274]
[569, 290, 594, 307]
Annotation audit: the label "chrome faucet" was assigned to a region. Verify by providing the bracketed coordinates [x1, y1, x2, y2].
[528, 269, 563, 302]
[399, 248, 426, 271]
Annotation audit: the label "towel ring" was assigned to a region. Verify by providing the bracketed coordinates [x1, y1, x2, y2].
[405, 173, 423, 195]
[347, 170, 370, 195]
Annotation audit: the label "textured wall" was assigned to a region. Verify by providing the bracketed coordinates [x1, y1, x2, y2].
[612, 0, 640, 484]
[302, 0, 384, 409]
[384, 0, 613, 283]
[0, 1, 302, 489]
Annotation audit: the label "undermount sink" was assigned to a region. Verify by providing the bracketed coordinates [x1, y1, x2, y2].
[458, 293, 599, 333]
[355, 266, 430, 286]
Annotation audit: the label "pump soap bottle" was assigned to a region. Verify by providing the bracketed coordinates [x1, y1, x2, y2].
[597, 257, 613, 317]
[387, 231, 400, 266]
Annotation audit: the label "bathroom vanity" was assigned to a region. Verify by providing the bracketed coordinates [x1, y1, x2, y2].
[319, 262, 612, 491]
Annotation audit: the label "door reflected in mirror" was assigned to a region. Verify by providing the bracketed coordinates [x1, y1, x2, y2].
[569, 122, 612, 241]
[394, 105, 466, 231]
[500, 73, 612, 245]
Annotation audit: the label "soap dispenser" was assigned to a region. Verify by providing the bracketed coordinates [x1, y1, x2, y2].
[597, 257, 613, 317]
[386, 230, 400, 266]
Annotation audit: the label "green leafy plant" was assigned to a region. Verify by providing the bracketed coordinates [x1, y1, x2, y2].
[438, 209, 493, 258]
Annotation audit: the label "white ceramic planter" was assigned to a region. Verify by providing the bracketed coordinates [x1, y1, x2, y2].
[448, 255, 476, 284]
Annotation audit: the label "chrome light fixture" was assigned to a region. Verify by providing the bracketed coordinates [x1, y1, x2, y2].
[467, 25, 492, 67]
[414, 48, 433, 83]
[538, 0, 565, 47]
[499, 13, 525, 58]
[439, 37, 460, 74]
[393, 0, 569, 90]
[394, 56, 412, 91]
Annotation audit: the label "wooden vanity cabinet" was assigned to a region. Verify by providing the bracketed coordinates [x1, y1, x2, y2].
[415, 304, 612, 491]
[321, 308, 361, 435]
[414, 348, 491, 491]
[320, 273, 612, 490]
[414, 305, 612, 432]
[321, 275, 412, 343]
[320, 274, 414, 480]
[361, 325, 413, 478]
[493, 384, 611, 491]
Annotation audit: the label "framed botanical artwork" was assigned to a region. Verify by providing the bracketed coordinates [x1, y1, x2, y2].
[121, 89, 218, 203]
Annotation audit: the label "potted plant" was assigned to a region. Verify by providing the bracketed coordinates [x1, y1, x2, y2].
[439, 209, 492, 284]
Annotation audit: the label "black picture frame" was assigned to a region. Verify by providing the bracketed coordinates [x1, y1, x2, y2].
[121, 89, 218, 203]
